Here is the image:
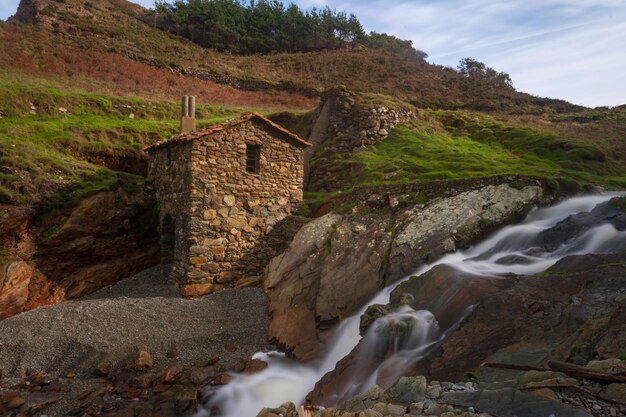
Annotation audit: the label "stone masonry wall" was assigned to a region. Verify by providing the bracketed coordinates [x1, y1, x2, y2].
[326, 91, 416, 152]
[147, 141, 193, 281]
[185, 120, 305, 289]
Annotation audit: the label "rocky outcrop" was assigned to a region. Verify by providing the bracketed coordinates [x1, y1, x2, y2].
[0, 187, 160, 319]
[9, 0, 98, 32]
[309, 201, 626, 405]
[8, 0, 38, 25]
[318, 88, 416, 153]
[34, 188, 160, 299]
[307, 88, 417, 190]
[264, 182, 552, 360]
[388, 184, 543, 278]
[0, 206, 32, 256]
[260, 369, 623, 417]
[0, 262, 34, 320]
[265, 213, 393, 359]
[0, 205, 37, 318]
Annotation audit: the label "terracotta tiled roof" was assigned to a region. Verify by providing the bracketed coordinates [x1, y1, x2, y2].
[144, 112, 312, 151]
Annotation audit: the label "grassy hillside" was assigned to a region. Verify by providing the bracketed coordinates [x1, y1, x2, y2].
[1, 0, 624, 213]
[0, 71, 259, 208]
[310, 109, 626, 193]
[0, 21, 316, 111]
[5, 0, 593, 114]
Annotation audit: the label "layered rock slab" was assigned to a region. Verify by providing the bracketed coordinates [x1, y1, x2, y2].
[264, 183, 549, 360]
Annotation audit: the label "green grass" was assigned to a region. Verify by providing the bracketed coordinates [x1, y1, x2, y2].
[462, 372, 479, 384]
[437, 111, 606, 164]
[0, 72, 256, 206]
[354, 125, 555, 182]
[268, 109, 316, 139]
[300, 190, 342, 217]
[0, 113, 170, 206]
[323, 112, 626, 190]
[0, 71, 247, 120]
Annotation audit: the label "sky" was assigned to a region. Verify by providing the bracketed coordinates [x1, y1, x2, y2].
[1, 0, 625, 107]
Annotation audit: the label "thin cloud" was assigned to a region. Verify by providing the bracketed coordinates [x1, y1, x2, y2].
[430, 22, 590, 60]
[305, 0, 626, 107]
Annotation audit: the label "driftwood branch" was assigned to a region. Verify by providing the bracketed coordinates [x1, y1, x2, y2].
[519, 383, 626, 406]
[480, 361, 626, 384]
[547, 360, 626, 384]
[480, 362, 548, 372]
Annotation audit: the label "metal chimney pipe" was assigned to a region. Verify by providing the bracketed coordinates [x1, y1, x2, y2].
[188, 96, 196, 118]
[181, 95, 189, 117]
[180, 95, 196, 133]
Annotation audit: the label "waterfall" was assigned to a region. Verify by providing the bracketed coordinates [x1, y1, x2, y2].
[198, 192, 625, 417]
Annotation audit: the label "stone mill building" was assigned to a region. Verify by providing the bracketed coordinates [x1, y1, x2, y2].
[145, 96, 311, 292]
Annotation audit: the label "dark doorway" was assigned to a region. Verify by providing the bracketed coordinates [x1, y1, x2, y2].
[160, 215, 176, 263]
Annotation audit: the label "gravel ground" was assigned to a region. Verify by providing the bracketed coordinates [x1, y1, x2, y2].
[0, 265, 273, 378]
[83, 265, 181, 300]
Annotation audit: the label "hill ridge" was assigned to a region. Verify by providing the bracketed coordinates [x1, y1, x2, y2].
[7, 0, 594, 114]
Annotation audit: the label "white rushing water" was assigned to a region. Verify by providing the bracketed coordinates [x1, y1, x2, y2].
[199, 193, 626, 417]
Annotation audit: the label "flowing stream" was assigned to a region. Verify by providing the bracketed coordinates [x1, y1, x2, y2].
[199, 193, 626, 417]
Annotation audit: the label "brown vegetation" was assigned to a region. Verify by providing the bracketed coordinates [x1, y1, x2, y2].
[0, 22, 316, 110]
[4, 0, 594, 114]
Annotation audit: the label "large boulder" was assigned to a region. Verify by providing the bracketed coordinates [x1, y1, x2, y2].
[388, 184, 543, 278]
[265, 213, 393, 359]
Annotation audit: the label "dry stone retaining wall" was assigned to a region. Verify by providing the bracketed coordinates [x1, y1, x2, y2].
[308, 88, 417, 190]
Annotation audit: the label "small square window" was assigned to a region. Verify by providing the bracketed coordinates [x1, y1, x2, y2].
[246, 144, 261, 173]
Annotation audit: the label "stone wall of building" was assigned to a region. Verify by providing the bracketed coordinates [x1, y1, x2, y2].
[147, 141, 193, 280]
[184, 120, 305, 289]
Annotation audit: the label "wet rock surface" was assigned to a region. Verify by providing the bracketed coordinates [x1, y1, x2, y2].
[387, 184, 544, 278]
[264, 183, 551, 360]
[265, 212, 392, 360]
[306, 198, 626, 411]
[311, 248, 626, 409]
[421, 249, 626, 382]
[260, 369, 626, 417]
